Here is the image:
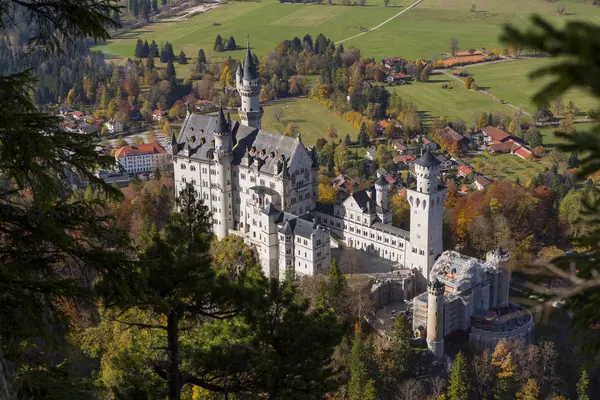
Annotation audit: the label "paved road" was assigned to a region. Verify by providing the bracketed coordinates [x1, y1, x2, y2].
[335, 0, 422, 45]
[440, 70, 532, 116]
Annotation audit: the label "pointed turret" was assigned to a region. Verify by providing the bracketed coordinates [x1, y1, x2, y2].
[243, 41, 257, 80]
[215, 104, 229, 134]
[236, 61, 242, 77]
[171, 131, 178, 155]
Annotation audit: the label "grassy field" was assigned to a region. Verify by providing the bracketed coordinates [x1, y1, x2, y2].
[539, 122, 599, 148]
[260, 98, 359, 145]
[466, 58, 600, 114]
[99, 0, 600, 64]
[388, 74, 512, 123]
[465, 152, 545, 183]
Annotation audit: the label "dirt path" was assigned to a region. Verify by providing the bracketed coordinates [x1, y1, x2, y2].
[440, 70, 532, 116]
[161, 2, 221, 22]
[334, 0, 422, 45]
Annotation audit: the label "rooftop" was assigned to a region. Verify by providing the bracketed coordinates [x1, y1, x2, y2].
[115, 143, 166, 158]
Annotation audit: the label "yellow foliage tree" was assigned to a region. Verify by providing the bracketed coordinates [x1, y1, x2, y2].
[283, 121, 298, 137]
[318, 183, 337, 204]
[66, 88, 75, 106]
[220, 64, 232, 87]
[516, 379, 540, 400]
[390, 193, 410, 229]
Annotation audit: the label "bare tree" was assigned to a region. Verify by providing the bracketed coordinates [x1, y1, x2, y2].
[272, 107, 284, 123]
[472, 350, 494, 399]
[429, 376, 447, 399]
[450, 37, 459, 56]
[398, 379, 425, 400]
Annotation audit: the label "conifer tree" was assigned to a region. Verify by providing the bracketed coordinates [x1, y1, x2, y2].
[447, 351, 470, 400]
[227, 36, 237, 51]
[150, 40, 159, 58]
[166, 60, 176, 82]
[197, 48, 207, 64]
[178, 50, 187, 65]
[214, 34, 223, 52]
[391, 313, 413, 377]
[577, 369, 589, 400]
[348, 330, 371, 400]
[135, 38, 144, 58]
[142, 40, 150, 58]
[359, 122, 369, 147]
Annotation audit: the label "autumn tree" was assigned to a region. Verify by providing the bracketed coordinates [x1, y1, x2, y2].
[283, 121, 298, 137]
[516, 379, 540, 400]
[390, 192, 410, 229]
[327, 123, 338, 141]
[577, 369, 589, 400]
[465, 76, 475, 89]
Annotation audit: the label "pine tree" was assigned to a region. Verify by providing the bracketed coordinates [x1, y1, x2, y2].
[363, 379, 377, 400]
[348, 330, 369, 400]
[391, 313, 413, 377]
[214, 34, 223, 52]
[166, 61, 176, 82]
[568, 151, 580, 169]
[327, 150, 334, 173]
[359, 122, 369, 147]
[227, 36, 237, 51]
[142, 40, 150, 58]
[447, 351, 470, 400]
[150, 40, 159, 58]
[197, 48, 207, 64]
[152, 0, 158, 11]
[577, 369, 589, 400]
[135, 39, 144, 58]
[344, 133, 351, 145]
[178, 50, 187, 65]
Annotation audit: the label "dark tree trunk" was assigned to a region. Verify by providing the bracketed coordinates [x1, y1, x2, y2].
[167, 309, 181, 400]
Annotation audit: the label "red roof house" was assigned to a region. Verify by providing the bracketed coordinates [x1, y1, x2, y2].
[457, 165, 474, 178]
[115, 143, 166, 159]
[514, 147, 532, 160]
[482, 126, 511, 143]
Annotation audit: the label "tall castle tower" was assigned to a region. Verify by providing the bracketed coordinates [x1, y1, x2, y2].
[486, 248, 511, 308]
[236, 42, 263, 129]
[406, 150, 447, 289]
[427, 278, 445, 358]
[213, 105, 233, 239]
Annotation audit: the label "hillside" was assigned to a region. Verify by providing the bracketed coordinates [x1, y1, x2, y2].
[98, 0, 600, 62]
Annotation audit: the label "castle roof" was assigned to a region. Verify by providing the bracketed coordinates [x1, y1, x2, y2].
[215, 105, 229, 134]
[414, 150, 441, 168]
[243, 42, 257, 80]
[174, 113, 307, 177]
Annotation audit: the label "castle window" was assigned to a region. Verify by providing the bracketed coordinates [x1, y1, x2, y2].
[260, 179, 265, 186]
[270, 182, 275, 189]
[190, 165, 196, 171]
[250, 176, 256, 183]
[241, 173, 246, 180]
[181, 164, 186, 170]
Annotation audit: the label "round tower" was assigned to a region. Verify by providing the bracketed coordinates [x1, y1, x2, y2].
[426, 277, 445, 358]
[406, 150, 447, 289]
[237, 42, 263, 129]
[374, 174, 391, 224]
[414, 150, 441, 194]
[213, 105, 233, 239]
[486, 248, 510, 308]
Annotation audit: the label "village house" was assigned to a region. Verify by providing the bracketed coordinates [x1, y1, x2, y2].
[72, 111, 83, 120]
[195, 99, 213, 112]
[392, 139, 409, 154]
[457, 164, 474, 178]
[474, 175, 492, 191]
[394, 154, 416, 166]
[332, 174, 350, 190]
[482, 126, 511, 144]
[59, 105, 73, 116]
[386, 72, 409, 84]
[115, 142, 168, 174]
[459, 185, 470, 195]
[435, 154, 453, 170]
[422, 136, 438, 152]
[440, 127, 470, 153]
[152, 109, 167, 121]
[105, 119, 124, 134]
[382, 56, 404, 70]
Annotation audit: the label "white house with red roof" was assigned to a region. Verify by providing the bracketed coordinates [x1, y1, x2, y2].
[457, 164, 474, 178]
[482, 126, 511, 144]
[115, 143, 168, 174]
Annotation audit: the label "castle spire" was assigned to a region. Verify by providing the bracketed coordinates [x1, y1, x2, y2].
[243, 40, 257, 80]
[215, 103, 229, 134]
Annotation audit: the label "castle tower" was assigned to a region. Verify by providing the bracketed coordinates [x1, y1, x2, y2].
[406, 150, 447, 289]
[237, 42, 263, 129]
[486, 248, 511, 308]
[213, 105, 233, 239]
[374, 174, 391, 224]
[426, 277, 445, 358]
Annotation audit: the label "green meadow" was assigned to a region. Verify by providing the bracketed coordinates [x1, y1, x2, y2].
[387, 74, 512, 124]
[466, 58, 600, 114]
[99, 0, 600, 63]
[261, 98, 359, 145]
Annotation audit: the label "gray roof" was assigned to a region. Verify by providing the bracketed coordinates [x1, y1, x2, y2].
[414, 150, 441, 168]
[174, 113, 305, 177]
[215, 106, 229, 134]
[371, 222, 409, 240]
[275, 211, 320, 238]
[243, 43, 257, 80]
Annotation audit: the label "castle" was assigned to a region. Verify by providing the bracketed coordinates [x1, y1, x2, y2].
[172, 43, 531, 355]
[413, 249, 534, 355]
